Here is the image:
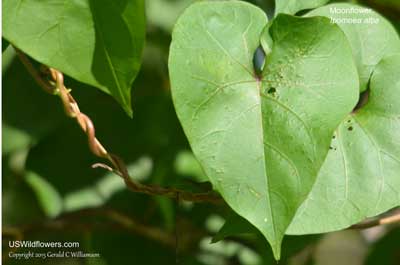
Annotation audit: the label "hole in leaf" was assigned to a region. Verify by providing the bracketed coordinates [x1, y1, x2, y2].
[267, 87, 276, 94]
[253, 45, 265, 78]
[348, 126, 353, 131]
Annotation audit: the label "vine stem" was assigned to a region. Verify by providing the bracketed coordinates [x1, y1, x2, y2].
[14, 47, 399, 228]
[14, 47, 221, 204]
[350, 209, 400, 229]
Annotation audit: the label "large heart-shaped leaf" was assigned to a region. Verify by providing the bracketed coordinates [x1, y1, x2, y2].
[275, 0, 330, 15]
[2, 0, 145, 116]
[288, 54, 400, 234]
[169, 1, 358, 259]
[307, 3, 400, 92]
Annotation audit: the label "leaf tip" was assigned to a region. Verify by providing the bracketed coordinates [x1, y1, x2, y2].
[119, 98, 133, 118]
[125, 107, 133, 118]
[271, 242, 282, 262]
[262, 231, 283, 262]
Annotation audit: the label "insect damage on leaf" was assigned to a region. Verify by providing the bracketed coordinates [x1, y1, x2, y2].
[169, 1, 359, 259]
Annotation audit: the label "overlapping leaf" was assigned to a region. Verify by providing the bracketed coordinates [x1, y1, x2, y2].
[307, 3, 400, 91]
[212, 212, 320, 264]
[2, 0, 145, 115]
[25, 46, 187, 195]
[169, 1, 358, 259]
[288, 54, 400, 234]
[275, 0, 329, 15]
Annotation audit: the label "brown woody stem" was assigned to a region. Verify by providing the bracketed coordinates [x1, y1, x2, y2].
[14, 47, 399, 227]
[350, 209, 400, 229]
[15, 47, 221, 204]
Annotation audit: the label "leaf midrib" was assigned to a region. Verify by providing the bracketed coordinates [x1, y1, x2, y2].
[256, 78, 278, 254]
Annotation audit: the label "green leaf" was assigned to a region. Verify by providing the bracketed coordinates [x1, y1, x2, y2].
[2, 124, 31, 154]
[3, 164, 45, 226]
[2, 0, 146, 116]
[147, 0, 196, 33]
[174, 151, 208, 182]
[212, 214, 259, 243]
[26, 48, 187, 196]
[25, 171, 63, 218]
[275, 0, 329, 15]
[307, 3, 400, 92]
[63, 157, 152, 212]
[213, 212, 320, 264]
[288, 54, 400, 234]
[169, 1, 359, 259]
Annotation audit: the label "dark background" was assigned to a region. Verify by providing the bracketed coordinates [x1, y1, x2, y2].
[2, 0, 400, 264]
